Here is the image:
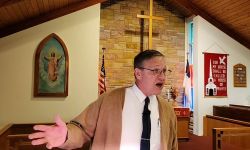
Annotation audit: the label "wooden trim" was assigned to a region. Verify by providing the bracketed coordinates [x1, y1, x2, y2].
[0, 124, 12, 135]
[206, 115, 250, 126]
[212, 128, 218, 150]
[0, 0, 107, 38]
[174, 0, 250, 49]
[229, 104, 250, 109]
[203, 116, 208, 136]
[8, 134, 29, 138]
[0, 0, 23, 8]
[214, 127, 250, 131]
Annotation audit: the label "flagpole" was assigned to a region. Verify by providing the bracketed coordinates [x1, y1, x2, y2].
[98, 47, 106, 95]
[102, 47, 106, 78]
[102, 47, 106, 53]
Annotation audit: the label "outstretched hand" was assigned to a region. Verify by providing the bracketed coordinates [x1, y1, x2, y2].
[28, 115, 68, 149]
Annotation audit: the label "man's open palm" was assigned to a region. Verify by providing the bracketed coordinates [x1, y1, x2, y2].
[28, 115, 68, 149]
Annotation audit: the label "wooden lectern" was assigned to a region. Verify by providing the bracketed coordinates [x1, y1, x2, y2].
[174, 107, 190, 140]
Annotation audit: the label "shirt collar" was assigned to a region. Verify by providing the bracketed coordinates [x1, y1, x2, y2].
[131, 84, 156, 103]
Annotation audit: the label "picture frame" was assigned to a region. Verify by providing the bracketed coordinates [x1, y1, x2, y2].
[34, 33, 69, 97]
[233, 63, 246, 87]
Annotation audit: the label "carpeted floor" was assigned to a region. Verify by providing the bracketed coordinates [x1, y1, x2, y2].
[178, 133, 212, 150]
[178, 133, 246, 150]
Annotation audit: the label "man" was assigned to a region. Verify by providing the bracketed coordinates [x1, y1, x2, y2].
[29, 50, 178, 150]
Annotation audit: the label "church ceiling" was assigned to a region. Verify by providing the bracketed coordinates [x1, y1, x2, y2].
[0, 0, 249, 49]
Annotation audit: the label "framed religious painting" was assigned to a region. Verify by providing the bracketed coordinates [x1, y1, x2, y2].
[34, 33, 69, 97]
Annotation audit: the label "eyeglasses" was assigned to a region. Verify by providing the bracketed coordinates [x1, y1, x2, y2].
[139, 67, 167, 76]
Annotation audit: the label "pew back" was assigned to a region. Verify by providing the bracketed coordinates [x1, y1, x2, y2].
[0, 123, 90, 150]
[229, 104, 250, 109]
[203, 115, 250, 136]
[213, 105, 250, 122]
[213, 127, 250, 150]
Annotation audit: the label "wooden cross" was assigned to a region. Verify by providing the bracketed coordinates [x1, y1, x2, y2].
[124, 10, 159, 52]
[140, 10, 145, 52]
[137, 0, 164, 49]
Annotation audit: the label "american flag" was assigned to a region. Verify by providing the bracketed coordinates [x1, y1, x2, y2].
[183, 59, 191, 107]
[183, 58, 193, 109]
[98, 49, 106, 95]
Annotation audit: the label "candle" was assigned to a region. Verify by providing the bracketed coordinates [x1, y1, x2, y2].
[167, 89, 170, 100]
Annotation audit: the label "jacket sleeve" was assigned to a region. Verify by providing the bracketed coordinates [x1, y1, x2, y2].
[60, 94, 105, 149]
[158, 98, 178, 150]
[171, 110, 178, 150]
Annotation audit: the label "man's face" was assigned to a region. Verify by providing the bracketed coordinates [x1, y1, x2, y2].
[135, 56, 166, 96]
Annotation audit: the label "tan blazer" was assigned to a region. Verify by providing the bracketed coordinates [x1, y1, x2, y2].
[62, 87, 178, 150]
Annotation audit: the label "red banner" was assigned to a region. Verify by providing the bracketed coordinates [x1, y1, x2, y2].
[204, 53, 227, 97]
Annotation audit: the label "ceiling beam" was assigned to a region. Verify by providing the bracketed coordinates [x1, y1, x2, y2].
[0, 0, 106, 38]
[0, 0, 24, 8]
[174, 0, 250, 49]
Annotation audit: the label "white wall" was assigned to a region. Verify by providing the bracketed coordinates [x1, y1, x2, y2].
[0, 4, 100, 127]
[192, 16, 250, 135]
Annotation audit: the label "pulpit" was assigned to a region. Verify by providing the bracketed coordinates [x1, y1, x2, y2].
[174, 107, 190, 140]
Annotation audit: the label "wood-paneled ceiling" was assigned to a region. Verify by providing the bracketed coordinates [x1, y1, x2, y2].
[0, 0, 249, 49]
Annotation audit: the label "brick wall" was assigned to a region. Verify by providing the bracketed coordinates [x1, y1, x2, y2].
[99, 0, 185, 104]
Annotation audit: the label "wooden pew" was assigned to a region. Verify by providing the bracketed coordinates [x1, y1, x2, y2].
[8, 134, 39, 150]
[229, 104, 250, 109]
[0, 123, 91, 150]
[203, 115, 250, 136]
[204, 105, 250, 149]
[213, 105, 250, 122]
[213, 127, 250, 150]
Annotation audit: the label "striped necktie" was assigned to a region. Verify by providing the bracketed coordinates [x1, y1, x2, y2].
[140, 97, 151, 150]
